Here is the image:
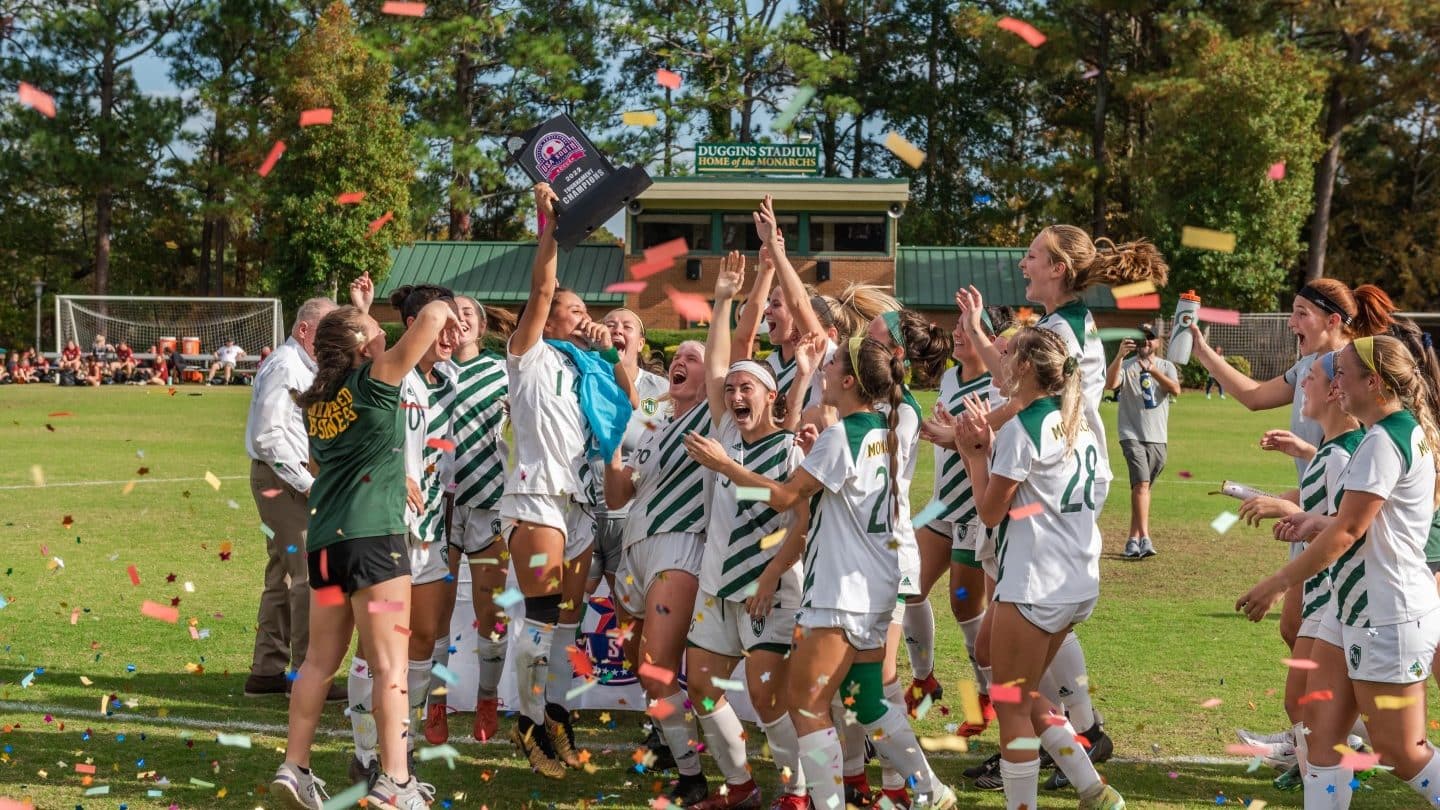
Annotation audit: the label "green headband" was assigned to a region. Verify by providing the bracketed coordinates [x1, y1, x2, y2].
[881, 311, 904, 351]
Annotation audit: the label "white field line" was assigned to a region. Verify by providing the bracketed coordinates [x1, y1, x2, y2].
[0, 474, 246, 491]
[0, 699, 1240, 766]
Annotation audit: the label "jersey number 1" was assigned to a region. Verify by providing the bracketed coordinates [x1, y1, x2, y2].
[1060, 446, 1098, 514]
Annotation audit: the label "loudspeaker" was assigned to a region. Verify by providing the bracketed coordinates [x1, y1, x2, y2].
[816, 259, 831, 282]
[686, 258, 702, 280]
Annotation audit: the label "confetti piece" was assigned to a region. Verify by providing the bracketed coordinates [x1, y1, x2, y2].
[74, 763, 95, 774]
[430, 663, 458, 685]
[217, 733, 251, 748]
[1211, 511, 1239, 534]
[315, 586, 344, 607]
[883, 131, 925, 169]
[258, 140, 285, 176]
[666, 287, 713, 323]
[368, 600, 405, 613]
[711, 677, 744, 692]
[126, 565, 140, 586]
[1268, 161, 1286, 181]
[1200, 697, 1223, 708]
[29, 465, 44, 487]
[140, 600, 179, 623]
[122, 480, 136, 495]
[83, 786, 110, 796]
[630, 256, 675, 279]
[1115, 293, 1161, 310]
[419, 743, 461, 765]
[997, 16, 1047, 47]
[772, 86, 816, 132]
[394, 623, 412, 636]
[18, 82, 56, 117]
[1008, 502, 1043, 520]
[426, 437, 456, 452]
[1298, 689, 1333, 705]
[189, 778, 214, 788]
[919, 734, 970, 752]
[957, 680, 983, 727]
[605, 281, 647, 294]
[528, 553, 549, 568]
[1282, 657, 1318, 670]
[322, 781, 369, 809]
[622, 111, 659, 127]
[990, 684, 1021, 704]
[1340, 751, 1381, 770]
[567, 644, 594, 678]
[380, 0, 426, 15]
[495, 587, 523, 608]
[367, 211, 394, 237]
[1112, 280, 1158, 299]
[204, 471, 221, 491]
[656, 69, 682, 90]
[759, 529, 787, 550]
[565, 678, 599, 701]
[911, 500, 946, 530]
[638, 662, 675, 686]
[336, 191, 366, 205]
[299, 108, 333, 127]
[644, 237, 689, 265]
[1181, 225, 1236, 253]
[1374, 695, 1418, 710]
[0, 596, 7, 610]
[1226, 743, 1272, 757]
[1006, 736, 1043, 750]
[735, 486, 770, 502]
[1247, 801, 1267, 810]
[1199, 306, 1242, 326]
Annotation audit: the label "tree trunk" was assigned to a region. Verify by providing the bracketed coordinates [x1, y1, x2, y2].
[449, 49, 474, 239]
[923, 1, 940, 202]
[199, 215, 215, 295]
[1091, 12, 1110, 236]
[215, 216, 228, 297]
[94, 43, 115, 296]
[1305, 76, 1346, 282]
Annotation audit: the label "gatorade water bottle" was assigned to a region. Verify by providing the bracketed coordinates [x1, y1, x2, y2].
[1167, 290, 1202, 364]
[1139, 368, 1158, 409]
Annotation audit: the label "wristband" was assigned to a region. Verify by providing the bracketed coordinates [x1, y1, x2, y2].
[599, 347, 620, 365]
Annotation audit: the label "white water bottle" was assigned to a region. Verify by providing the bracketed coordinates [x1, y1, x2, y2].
[1219, 480, 1270, 501]
[1167, 290, 1202, 364]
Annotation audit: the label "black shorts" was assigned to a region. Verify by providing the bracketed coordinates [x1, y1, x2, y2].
[308, 534, 411, 594]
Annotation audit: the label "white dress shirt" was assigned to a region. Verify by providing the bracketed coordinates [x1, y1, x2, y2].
[244, 338, 316, 493]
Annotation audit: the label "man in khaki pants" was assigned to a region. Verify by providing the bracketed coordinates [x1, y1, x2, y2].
[243, 297, 342, 699]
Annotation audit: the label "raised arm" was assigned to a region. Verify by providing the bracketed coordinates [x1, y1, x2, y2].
[707, 251, 746, 425]
[1106, 339, 1133, 390]
[509, 183, 560, 357]
[604, 449, 637, 511]
[683, 432, 823, 513]
[1188, 324, 1293, 410]
[754, 196, 823, 340]
[372, 299, 459, 386]
[782, 332, 824, 432]
[957, 286, 1007, 388]
[730, 244, 775, 362]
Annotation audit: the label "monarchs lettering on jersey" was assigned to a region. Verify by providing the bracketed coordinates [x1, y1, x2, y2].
[449, 352, 509, 510]
[307, 387, 358, 440]
[931, 371, 992, 525]
[633, 402, 712, 537]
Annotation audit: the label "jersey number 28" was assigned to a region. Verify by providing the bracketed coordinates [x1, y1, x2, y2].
[1060, 445, 1099, 514]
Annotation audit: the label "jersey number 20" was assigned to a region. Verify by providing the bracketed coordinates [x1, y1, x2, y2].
[1060, 446, 1099, 514]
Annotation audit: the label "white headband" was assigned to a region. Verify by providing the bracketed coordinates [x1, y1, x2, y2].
[728, 360, 776, 392]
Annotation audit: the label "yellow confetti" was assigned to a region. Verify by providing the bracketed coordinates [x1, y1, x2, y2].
[1247, 802, 1266, 810]
[957, 679, 983, 728]
[1181, 225, 1236, 253]
[30, 465, 45, 487]
[1374, 695, 1418, 710]
[919, 735, 970, 752]
[759, 529, 786, 550]
[79, 676, 92, 686]
[883, 131, 925, 169]
[204, 471, 221, 491]
[121, 480, 136, 495]
[622, 111, 659, 127]
[1110, 280, 1157, 299]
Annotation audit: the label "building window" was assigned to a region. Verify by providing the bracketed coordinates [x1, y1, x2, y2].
[722, 214, 799, 252]
[810, 215, 887, 253]
[637, 215, 712, 253]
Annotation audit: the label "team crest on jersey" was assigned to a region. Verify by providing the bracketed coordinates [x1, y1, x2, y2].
[490, 517, 502, 538]
[1348, 644, 1362, 670]
[1410, 659, 1426, 679]
[751, 614, 766, 637]
[534, 132, 586, 181]
[642, 398, 659, 417]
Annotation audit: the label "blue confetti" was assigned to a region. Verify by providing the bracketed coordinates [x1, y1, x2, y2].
[126, 664, 137, 672]
[973, 194, 993, 205]
[954, 587, 969, 600]
[286, 545, 298, 553]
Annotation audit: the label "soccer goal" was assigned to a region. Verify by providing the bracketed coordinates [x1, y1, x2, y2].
[55, 295, 284, 361]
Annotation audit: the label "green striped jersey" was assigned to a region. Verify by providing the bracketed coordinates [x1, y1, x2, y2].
[445, 352, 508, 510]
[928, 368, 993, 527]
[765, 349, 797, 398]
[1330, 410, 1438, 627]
[401, 368, 455, 546]
[1296, 429, 1364, 619]
[625, 401, 712, 542]
[699, 416, 803, 602]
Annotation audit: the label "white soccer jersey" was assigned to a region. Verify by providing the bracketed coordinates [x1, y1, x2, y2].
[401, 368, 455, 546]
[988, 396, 1104, 605]
[624, 401, 712, 543]
[217, 345, 244, 364]
[587, 369, 670, 513]
[1330, 410, 1439, 628]
[1039, 301, 1112, 479]
[1297, 429, 1365, 620]
[445, 351, 509, 510]
[799, 411, 901, 613]
[504, 340, 586, 498]
[1284, 354, 1326, 480]
[930, 368, 994, 527]
[700, 415, 804, 603]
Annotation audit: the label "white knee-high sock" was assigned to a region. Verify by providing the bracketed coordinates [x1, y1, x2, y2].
[1000, 758, 1040, 810]
[347, 657, 376, 766]
[761, 713, 803, 795]
[833, 693, 867, 777]
[1041, 722, 1102, 799]
[405, 660, 429, 751]
[863, 704, 933, 795]
[1405, 745, 1440, 806]
[1047, 632, 1097, 732]
[698, 702, 751, 785]
[799, 728, 843, 810]
[656, 692, 703, 776]
[880, 679, 906, 791]
[514, 618, 552, 724]
[429, 635, 452, 696]
[1304, 761, 1353, 810]
[546, 622, 579, 706]
[475, 636, 507, 700]
[1294, 722, 1310, 777]
[902, 600, 935, 680]
[958, 614, 988, 692]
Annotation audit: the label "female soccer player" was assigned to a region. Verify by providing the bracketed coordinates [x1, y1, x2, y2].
[687, 336, 957, 810]
[271, 297, 459, 810]
[1239, 335, 1440, 810]
[955, 326, 1125, 810]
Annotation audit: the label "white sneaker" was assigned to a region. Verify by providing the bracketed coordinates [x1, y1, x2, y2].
[1237, 728, 1294, 746]
[271, 763, 329, 810]
[366, 772, 431, 810]
[1123, 539, 1141, 558]
[914, 783, 958, 810]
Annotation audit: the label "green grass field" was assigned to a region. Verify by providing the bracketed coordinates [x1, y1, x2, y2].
[0, 385, 1436, 809]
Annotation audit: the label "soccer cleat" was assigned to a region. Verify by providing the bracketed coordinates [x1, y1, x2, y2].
[1273, 764, 1303, 791]
[423, 701, 449, 745]
[512, 721, 566, 779]
[1122, 539, 1140, 558]
[844, 773, 874, 806]
[766, 794, 809, 810]
[271, 763, 329, 810]
[1083, 723, 1115, 764]
[691, 780, 763, 809]
[913, 783, 957, 810]
[958, 692, 995, 737]
[963, 752, 1001, 781]
[545, 704, 583, 768]
[365, 772, 429, 810]
[905, 673, 943, 715]
[1078, 784, 1126, 810]
[1138, 537, 1157, 558]
[1236, 728, 1294, 746]
[473, 697, 500, 742]
[668, 772, 710, 806]
[347, 755, 377, 787]
[642, 724, 679, 771]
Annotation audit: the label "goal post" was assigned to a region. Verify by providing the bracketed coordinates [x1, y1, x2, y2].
[55, 295, 284, 361]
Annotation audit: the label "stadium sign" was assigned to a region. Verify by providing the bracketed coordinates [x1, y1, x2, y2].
[696, 142, 820, 176]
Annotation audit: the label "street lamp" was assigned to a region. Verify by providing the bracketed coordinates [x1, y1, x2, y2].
[31, 277, 44, 356]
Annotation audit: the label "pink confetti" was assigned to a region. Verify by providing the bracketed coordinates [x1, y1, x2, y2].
[368, 600, 405, 613]
[606, 280, 647, 294]
[637, 662, 675, 686]
[990, 684, 1022, 704]
[631, 257, 675, 279]
[656, 69, 682, 90]
[1226, 743, 1271, 756]
[1007, 502, 1043, 520]
[380, 1, 426, 15]
[1178, 470, 1193, 479]
[665, 287, 712, 323]
[1268, 161, 1286, 181]
[18, 82, 55, 118]
[140, 600, 179, 624]
[393, 623, 412, 636]
[315, 586, 345, 607]
[74, 763, 95, 774]
[126, 565, 140, 586]
[1298, 689, 1333, 705]
[1282, 657, 1318, 670]
[643, 237, 688, 265]
[426, 437, 456, 452]
[299, 108, 333, 127]
[257, 140, 285, 177]
[1200, 698, 1223, 708]
[336, 191, 366, 205]
[260, 488, 283, 499]
[1198, 306, 1241, 326]
[367, 211, 394, 237]
[997, 17, 1046, 47]
[1340, 751, 1381, 770]
[1115, 294, 1160, 310]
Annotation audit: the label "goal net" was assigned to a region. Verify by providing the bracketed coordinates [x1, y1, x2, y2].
[1197, 313, 1297, 382]
[56, 296, 284, 360]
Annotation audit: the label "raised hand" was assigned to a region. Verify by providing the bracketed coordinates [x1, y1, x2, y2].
[534, 182, 558, 225]
[575, 319, 612, 351]
[716, 250, 747, 300]
[349, 272, 374, 314]
[1259, 430, 1317, 461]
[955, 286, 986, 336]
[752, 194, 778, 245]
[795, 331, 825, 379]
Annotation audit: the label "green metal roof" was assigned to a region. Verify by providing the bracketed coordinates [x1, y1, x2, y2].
[380, 241, 625, 305]
[896, 246, 1117, 310]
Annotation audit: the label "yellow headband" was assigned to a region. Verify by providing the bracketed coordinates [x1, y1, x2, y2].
[848, 336, 863, 377]
[1354, 337, 1376, 373]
